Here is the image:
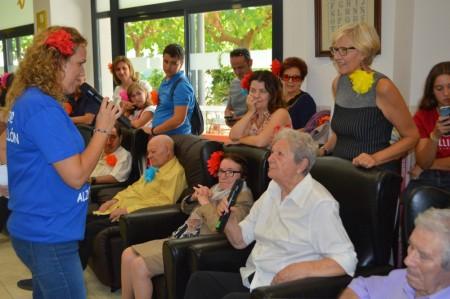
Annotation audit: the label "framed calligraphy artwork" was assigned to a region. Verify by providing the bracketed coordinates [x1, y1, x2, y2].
[315, 0, 381, 57]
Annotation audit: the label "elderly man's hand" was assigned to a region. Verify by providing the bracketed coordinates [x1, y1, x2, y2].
[109, 207, 128, 222]
[98, 199, 118, 212]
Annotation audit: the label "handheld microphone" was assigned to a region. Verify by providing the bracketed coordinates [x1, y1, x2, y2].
[80, 83, 131, 128]
[216, 178, 244, 233]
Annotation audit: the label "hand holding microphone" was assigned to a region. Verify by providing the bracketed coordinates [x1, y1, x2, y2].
[80, 83, 130, 128]
[216, 178, 244, 232]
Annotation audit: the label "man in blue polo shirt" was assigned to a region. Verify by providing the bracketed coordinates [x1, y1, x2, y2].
[145, 44, 194, 136]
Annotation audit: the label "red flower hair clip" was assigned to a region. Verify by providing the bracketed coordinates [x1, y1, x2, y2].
[108, 63, 114, 74]
[105, 154, 118, 167]
[0, 72, 10, 90]
[44, 29, 74, 56]
[271, 59, 282, 77]
[317, 115, 330, 126]
[240, 71, 253, 93]
[207, 150, 224, 177]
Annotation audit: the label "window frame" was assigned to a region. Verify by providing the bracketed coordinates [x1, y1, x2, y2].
[0, 24, 34, 73]
[91, 0, 283, 90]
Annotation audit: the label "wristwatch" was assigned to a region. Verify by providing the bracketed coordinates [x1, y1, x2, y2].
[151, 127, 157, 136]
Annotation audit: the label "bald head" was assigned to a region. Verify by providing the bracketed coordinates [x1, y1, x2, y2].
[147, 135, 175, 168]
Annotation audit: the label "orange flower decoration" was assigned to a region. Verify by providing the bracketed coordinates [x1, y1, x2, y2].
[151, 90, 159, 105]
[64, 102, 73, 115]
[207, 151, 224, 177]
[44, 29, 74, 56]
[105, 154, 118, 167]
[108, 63, 113, 74]
[317, 115, 331, 126]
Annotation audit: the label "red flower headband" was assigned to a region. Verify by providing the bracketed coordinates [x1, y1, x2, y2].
[207, 150, 224, 177]
[108, 63, 114, 74]
[44, 29, 74, 56]
[240, 59, 282, 93]
[0, 72, 10, 90]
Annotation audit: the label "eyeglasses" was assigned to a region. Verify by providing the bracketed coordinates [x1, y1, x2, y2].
[282, 74, 302, 82]
[329, 46, 356, 56]
[217, 169, 241, 177]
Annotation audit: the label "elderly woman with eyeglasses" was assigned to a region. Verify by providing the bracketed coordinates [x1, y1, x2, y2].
[280, 57, 316, 130]
[120, 152, 253, 299]
[318, 23, 418, 172]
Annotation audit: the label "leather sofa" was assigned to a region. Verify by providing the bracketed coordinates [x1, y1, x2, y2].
[89, 134, 222, 291]
[175, 157, 402, 299]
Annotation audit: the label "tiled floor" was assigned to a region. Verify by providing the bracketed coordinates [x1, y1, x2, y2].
[0, 233, 121, 299]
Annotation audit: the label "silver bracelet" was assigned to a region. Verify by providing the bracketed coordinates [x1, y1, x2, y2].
[93, 128, 110, 135]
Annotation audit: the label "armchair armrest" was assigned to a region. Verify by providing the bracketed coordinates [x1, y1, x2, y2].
[188, 238, 253, 273]
[119, 205, 188, 246]
[163, 234, 226, 299]
[250, 265, 394, 299]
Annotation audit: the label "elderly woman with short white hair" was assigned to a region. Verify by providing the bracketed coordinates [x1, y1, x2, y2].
[184, 128, 357, 299]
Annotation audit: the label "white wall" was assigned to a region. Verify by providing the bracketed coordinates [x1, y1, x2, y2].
[0, 1, 33, 30]
[283, 0, 450, 110]
[33, 0, 94, 85]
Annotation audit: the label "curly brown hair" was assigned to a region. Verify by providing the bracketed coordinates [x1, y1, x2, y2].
[3, 26, 87, 115]
[112, 55, 139, 85]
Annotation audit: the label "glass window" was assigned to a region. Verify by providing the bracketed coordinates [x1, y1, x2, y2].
[3, 34, 33, 72]
[123, 16, 184, 92]
[97, 18, 113, 97]
[96, 1, 110, 13]
[119, 0, 178, 9]
[0, 42, 4, 73]
[189, 5, 272, 135]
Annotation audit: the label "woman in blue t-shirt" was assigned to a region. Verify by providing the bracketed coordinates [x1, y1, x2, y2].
[3, 26, 120, 298]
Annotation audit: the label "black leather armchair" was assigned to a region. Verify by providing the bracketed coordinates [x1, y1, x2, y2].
[401, 186, 450, 263]
[184, 157, 402, 299]
[161, 144, 270, 299]
[91, 135, 222, 292]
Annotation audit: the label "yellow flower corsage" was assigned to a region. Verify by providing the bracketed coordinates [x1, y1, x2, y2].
[349, 70, 374, 94]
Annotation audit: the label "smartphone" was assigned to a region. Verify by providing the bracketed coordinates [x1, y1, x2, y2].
[440, 106, 450, 117]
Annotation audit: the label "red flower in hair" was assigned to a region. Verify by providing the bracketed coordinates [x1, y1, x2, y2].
[105, 154, 118, 167]
[271, 59, 282, 77]
[207, 151, 224, 177]
[108, 63, 114, 74]
[0, 72, 10, 89]
[240, 71, 253, 92]
[44, 29, 74, 56]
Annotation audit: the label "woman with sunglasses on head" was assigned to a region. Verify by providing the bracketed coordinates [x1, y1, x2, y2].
[319, 23, 418, 172]
[280, 57, 316, 130]
[120, 152, 253, 299]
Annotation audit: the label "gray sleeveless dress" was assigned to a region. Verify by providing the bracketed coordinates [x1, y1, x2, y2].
[331, 72, 399, 172]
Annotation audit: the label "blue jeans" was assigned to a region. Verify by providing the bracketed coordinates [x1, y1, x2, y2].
[11, 236, 86, 299]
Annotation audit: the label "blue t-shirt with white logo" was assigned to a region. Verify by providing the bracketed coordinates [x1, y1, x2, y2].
[152, 71, 194, 135]
[6, 87, 89, 243]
